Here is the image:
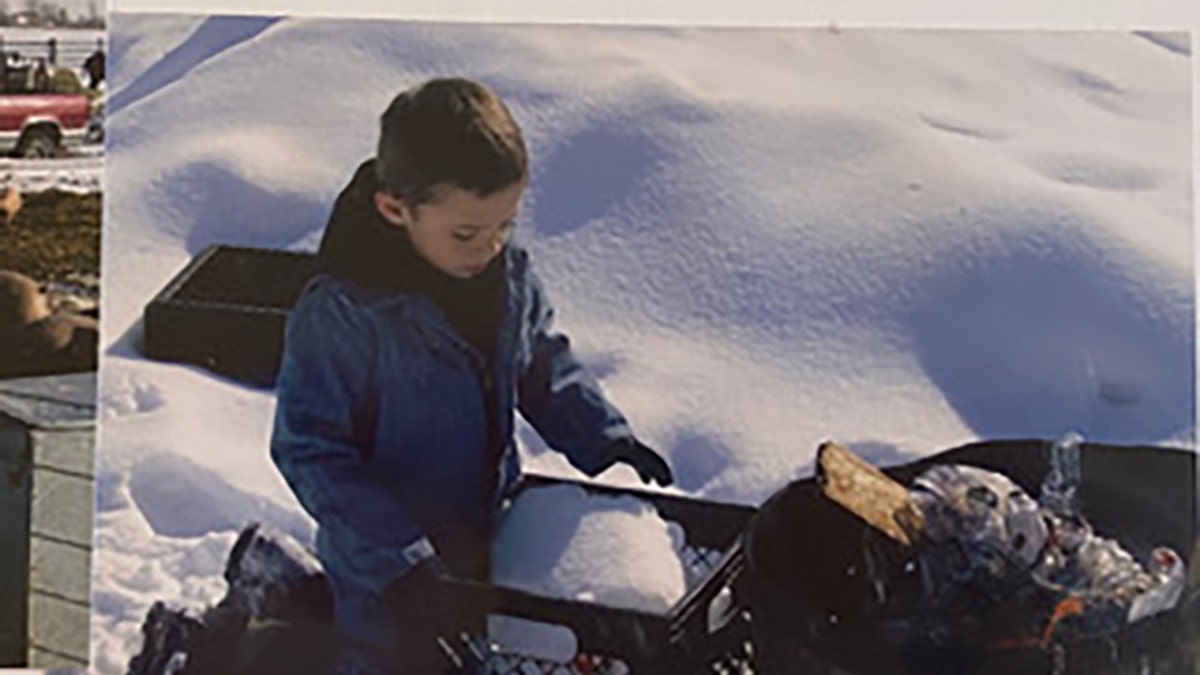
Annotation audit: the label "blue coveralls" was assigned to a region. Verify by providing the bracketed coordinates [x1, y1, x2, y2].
[270, 244, 632, 672]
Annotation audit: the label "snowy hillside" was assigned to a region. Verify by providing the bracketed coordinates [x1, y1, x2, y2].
[93, 15, 1194, 673]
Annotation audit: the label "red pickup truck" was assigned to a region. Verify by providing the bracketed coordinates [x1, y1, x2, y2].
[0, 58, 90, 158]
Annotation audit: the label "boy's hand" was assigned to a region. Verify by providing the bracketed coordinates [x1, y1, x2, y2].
[609, 437, 674, 487]
[381, 556, 460, 672]
[382, 555, 451, 625]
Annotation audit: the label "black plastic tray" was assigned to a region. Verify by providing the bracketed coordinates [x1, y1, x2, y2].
[142, 245, 318, 386]
[440, 474, 758, 674]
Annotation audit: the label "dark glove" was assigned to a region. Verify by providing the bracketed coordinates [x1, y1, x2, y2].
[380, 556, 458, 674]
[381, 555, 452, 629]
[608, 437, 674, 487]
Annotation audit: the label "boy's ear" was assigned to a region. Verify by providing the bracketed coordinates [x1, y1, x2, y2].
[374, 191, 410, 227]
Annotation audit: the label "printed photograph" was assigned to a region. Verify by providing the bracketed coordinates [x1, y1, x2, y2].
[96, 14, 1194, 675]
[0, 3, 105, 672]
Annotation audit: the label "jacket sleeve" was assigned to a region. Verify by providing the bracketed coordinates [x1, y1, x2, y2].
[516, 271, 632, 476]
[271, 280, 433, 592]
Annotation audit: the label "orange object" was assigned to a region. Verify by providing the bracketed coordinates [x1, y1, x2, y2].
[991, 595, 1085, 650]
[0, 186, 20, 223]
[1039, 596, 1085, 646]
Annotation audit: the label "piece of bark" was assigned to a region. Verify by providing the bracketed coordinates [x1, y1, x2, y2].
[817, 441, 925, 545]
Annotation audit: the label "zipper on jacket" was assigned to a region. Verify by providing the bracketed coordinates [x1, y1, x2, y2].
[388, 253, 529, 511]
[489, 258, 530, 503]
[403, 287, 518, 508]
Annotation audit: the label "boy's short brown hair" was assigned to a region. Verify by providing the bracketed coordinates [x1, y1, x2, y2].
[376, 78, 528, 209]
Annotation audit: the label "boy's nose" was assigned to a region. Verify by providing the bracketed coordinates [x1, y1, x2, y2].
[478, 229, 507, 257]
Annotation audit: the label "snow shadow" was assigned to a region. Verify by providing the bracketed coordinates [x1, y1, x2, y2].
[110, 15, 280, 118]
[532, 126, 661, 237]
[105, 321, 143, 361]
[1036, 154, 1157, 192]
[128, 453, 313, 544]
[516, 421, 552, 457]
[495, 490, 591, 584]
[108, 18, 179, 93]
[101, 376, 166, 420]
[1057, 65, 1129, 116]
[908, 208, 1194, 443]
[95, 467, 131, 513]
[1133, 31, 1191, 57]
[159, 160, 327, 255]
[668, 431, 732, 493]
[920, 114, 1007, 141]
[842, 439, 920, 468]
[528, 85, 720, 238]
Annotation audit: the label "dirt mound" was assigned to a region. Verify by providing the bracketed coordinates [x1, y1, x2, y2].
[0, 188, 101, 300]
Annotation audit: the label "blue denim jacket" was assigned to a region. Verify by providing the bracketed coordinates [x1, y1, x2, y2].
[270, 244, 630, 645]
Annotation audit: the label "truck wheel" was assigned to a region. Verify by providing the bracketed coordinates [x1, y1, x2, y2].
[16, 129, 58, 159]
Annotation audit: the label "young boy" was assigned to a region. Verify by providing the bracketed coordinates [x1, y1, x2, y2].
[270, 78, 673, 674]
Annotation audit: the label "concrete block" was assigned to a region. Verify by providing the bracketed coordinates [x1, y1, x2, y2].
[30, 469, 93, 549]
[27, 593, 88, 666]
[29, 538, 89, 605]
[30, 430, 93, 479]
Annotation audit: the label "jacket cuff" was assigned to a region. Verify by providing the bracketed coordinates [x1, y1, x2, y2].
[400, 536, 437, 567]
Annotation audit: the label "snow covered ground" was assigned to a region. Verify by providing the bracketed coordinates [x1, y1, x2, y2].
[0, 157, 102, 193]
[93, 15, 1194, 673]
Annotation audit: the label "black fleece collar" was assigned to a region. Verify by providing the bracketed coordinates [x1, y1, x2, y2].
[316, 159, 506, 361]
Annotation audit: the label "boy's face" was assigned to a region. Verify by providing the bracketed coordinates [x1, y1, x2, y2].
[375, 182, 525, 279]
